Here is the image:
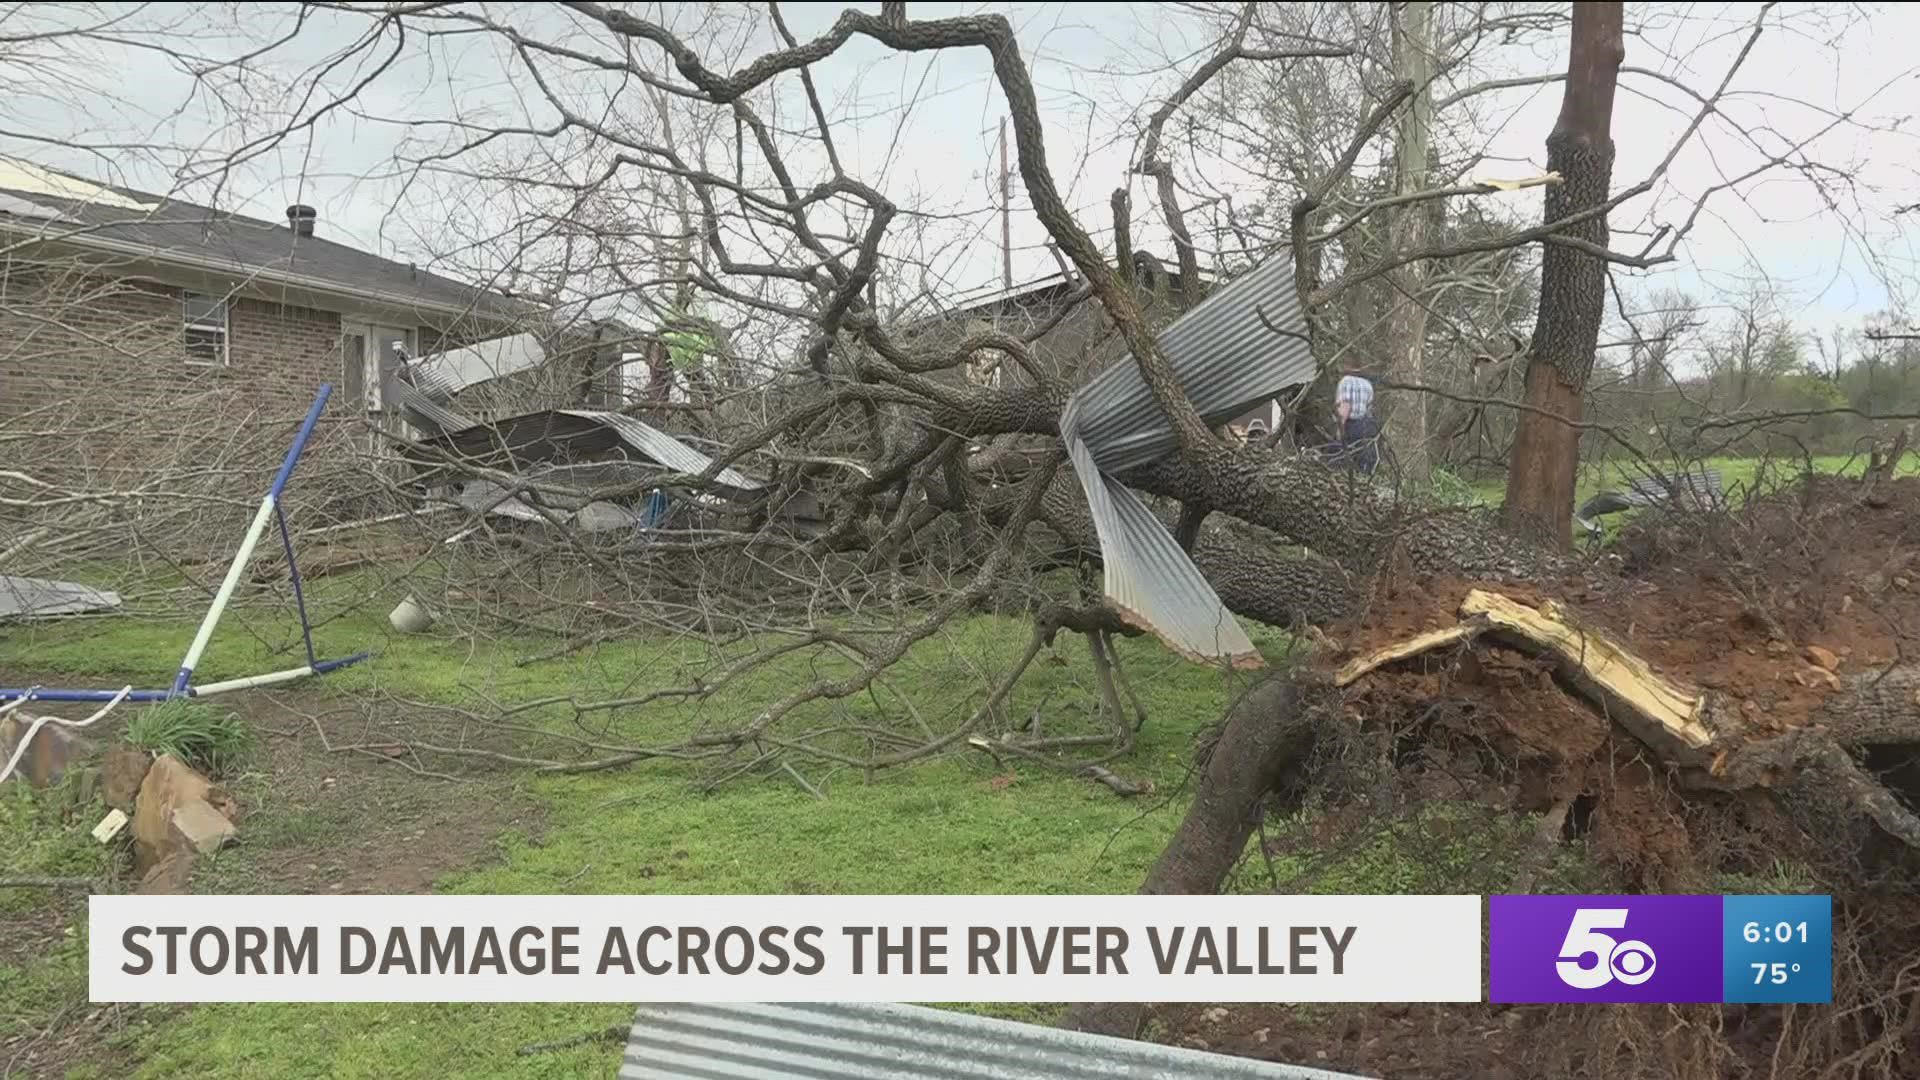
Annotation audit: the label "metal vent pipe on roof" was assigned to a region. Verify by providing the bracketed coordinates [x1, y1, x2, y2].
[286, 204, 316, 237]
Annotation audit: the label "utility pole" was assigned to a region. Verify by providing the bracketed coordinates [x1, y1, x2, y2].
[999, 116, 1012, 290]
[1385, 0, 1435, 481]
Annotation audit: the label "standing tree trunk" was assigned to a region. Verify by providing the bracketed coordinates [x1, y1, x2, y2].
[1384, 0, 1434, 481]
[1500, 2, 1624, 549]
[645, 339, 672, 410]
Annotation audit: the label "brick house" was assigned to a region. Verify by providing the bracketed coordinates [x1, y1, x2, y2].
[0, 157, 540, 455]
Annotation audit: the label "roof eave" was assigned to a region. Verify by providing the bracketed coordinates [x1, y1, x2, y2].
[0, 218, 541, 327]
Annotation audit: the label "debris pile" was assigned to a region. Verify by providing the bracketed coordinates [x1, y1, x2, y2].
[4, 718, 239, 894]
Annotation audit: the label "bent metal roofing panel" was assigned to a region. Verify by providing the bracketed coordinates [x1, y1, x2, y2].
[618, 1001, 1366, 1080]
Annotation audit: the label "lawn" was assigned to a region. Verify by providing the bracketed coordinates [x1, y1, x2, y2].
[1459, 452, 1918, 511]
[1, 572, 1288, 1077]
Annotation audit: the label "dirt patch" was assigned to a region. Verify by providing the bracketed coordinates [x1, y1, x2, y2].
[1155, 995, 1797, 1080]
[200, 689, 542, 897]
[0, 676, 544, 1079]
[0, 900, 72, 973]
[1259, 473, 1920, 1076]
[1334, 476, 1920, 738]
[1318, 476, 1920, 824]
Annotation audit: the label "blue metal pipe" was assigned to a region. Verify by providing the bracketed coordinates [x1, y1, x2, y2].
[0, 688, 180, 703]
[312, 651, 373, 675]
[270, 383, 333, 501]
[169, 383, 335, 695]
[277, 502, 319, 670]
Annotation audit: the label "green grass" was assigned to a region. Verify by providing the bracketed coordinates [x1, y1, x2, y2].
[1461, 452, 1920, 511]
[1, 584, 1296, 1076]
[0, 586, 1487, 1074]
[0, 774, 119, 912]
[1445, 453, 1920, 545]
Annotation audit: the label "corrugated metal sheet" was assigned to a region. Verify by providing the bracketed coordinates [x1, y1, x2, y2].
[619, 1002, 1365, 1080]
[390, 381, 478, 435]
[517, 461, 674, 508]
[393, 391, 761, 501]
[400, 337, 762, 496]
[561, 410, 765, 493]
[410, 331, 548, 395]
[451, 480, 645, 533]
[1058, 255, 1316, 667]
[402, 362, 465, 405]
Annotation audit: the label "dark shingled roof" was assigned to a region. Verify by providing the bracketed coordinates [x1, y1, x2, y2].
[0, 157, 534, 322]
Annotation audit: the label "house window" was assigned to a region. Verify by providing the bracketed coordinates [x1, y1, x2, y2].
[183, 292, 230, 366]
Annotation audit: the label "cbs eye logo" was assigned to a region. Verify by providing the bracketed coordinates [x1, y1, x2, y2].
[1555, 908, 1658, 989]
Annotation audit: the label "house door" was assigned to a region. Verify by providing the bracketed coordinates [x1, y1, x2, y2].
[341, 323, 415, 415]
[342, 323, 419, 487]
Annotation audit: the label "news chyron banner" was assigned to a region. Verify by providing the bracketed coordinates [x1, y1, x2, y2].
[86, 893, 1835, 1005]
[91, 895, 1480, 1003]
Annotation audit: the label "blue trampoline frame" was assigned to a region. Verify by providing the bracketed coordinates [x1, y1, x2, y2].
[1, 384, 375, 704]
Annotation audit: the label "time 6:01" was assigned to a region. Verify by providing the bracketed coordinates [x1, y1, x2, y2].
[1743, 920, 1809, 944]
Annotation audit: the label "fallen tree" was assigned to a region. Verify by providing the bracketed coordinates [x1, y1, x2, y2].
[1060, 469, 1920, 1070]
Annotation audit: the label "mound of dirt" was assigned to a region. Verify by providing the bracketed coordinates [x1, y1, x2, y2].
[1278, 472, 1920, 1077]
[1330, 475, 1920, 756]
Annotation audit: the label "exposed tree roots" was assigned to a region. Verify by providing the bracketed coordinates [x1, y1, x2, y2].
[1060, 473, 1920, 1076]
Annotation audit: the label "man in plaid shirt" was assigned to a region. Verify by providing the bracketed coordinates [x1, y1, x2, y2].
[1332, 372, 1380, 474]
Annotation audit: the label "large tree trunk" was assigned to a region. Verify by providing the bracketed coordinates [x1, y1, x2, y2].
[967, 467, 1364, 629]
[1059, 673, 1320, 1038]
[1131, 675, 1318, 892]
[1500, 1, 1624, 549]
[943, 393, 1563, 586]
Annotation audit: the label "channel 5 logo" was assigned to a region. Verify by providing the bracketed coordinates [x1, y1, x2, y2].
[1490, 895, 1722, 1003]
[1554, 907, 1657, 988]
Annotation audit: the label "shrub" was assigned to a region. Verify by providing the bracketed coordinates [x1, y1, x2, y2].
[123, 700, 253, 778]
[1427, 466, 1486, 508]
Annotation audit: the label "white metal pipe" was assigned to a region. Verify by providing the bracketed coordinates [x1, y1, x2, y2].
[174, 495, 277, 690]
[189, 664, 319, 697]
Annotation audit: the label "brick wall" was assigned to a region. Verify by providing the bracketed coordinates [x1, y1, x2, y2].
[0, 262, 398, 547]
[0, 262, 348, 421]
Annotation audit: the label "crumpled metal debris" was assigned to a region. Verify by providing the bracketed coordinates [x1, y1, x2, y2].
[0, 575, 123, 621]
[1057, 255, 1316, 668]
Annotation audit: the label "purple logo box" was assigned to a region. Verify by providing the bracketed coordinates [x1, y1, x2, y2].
[1490, 895, 1723, 1003]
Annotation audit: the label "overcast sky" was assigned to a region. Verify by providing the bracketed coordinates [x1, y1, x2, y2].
[3, 1, 1915, 349]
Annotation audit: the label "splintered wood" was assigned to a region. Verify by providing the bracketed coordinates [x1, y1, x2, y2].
[1459, 590, 1715, 761]
[1334, 588, 1719, 765]
[1334, 624, 1478, 686]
